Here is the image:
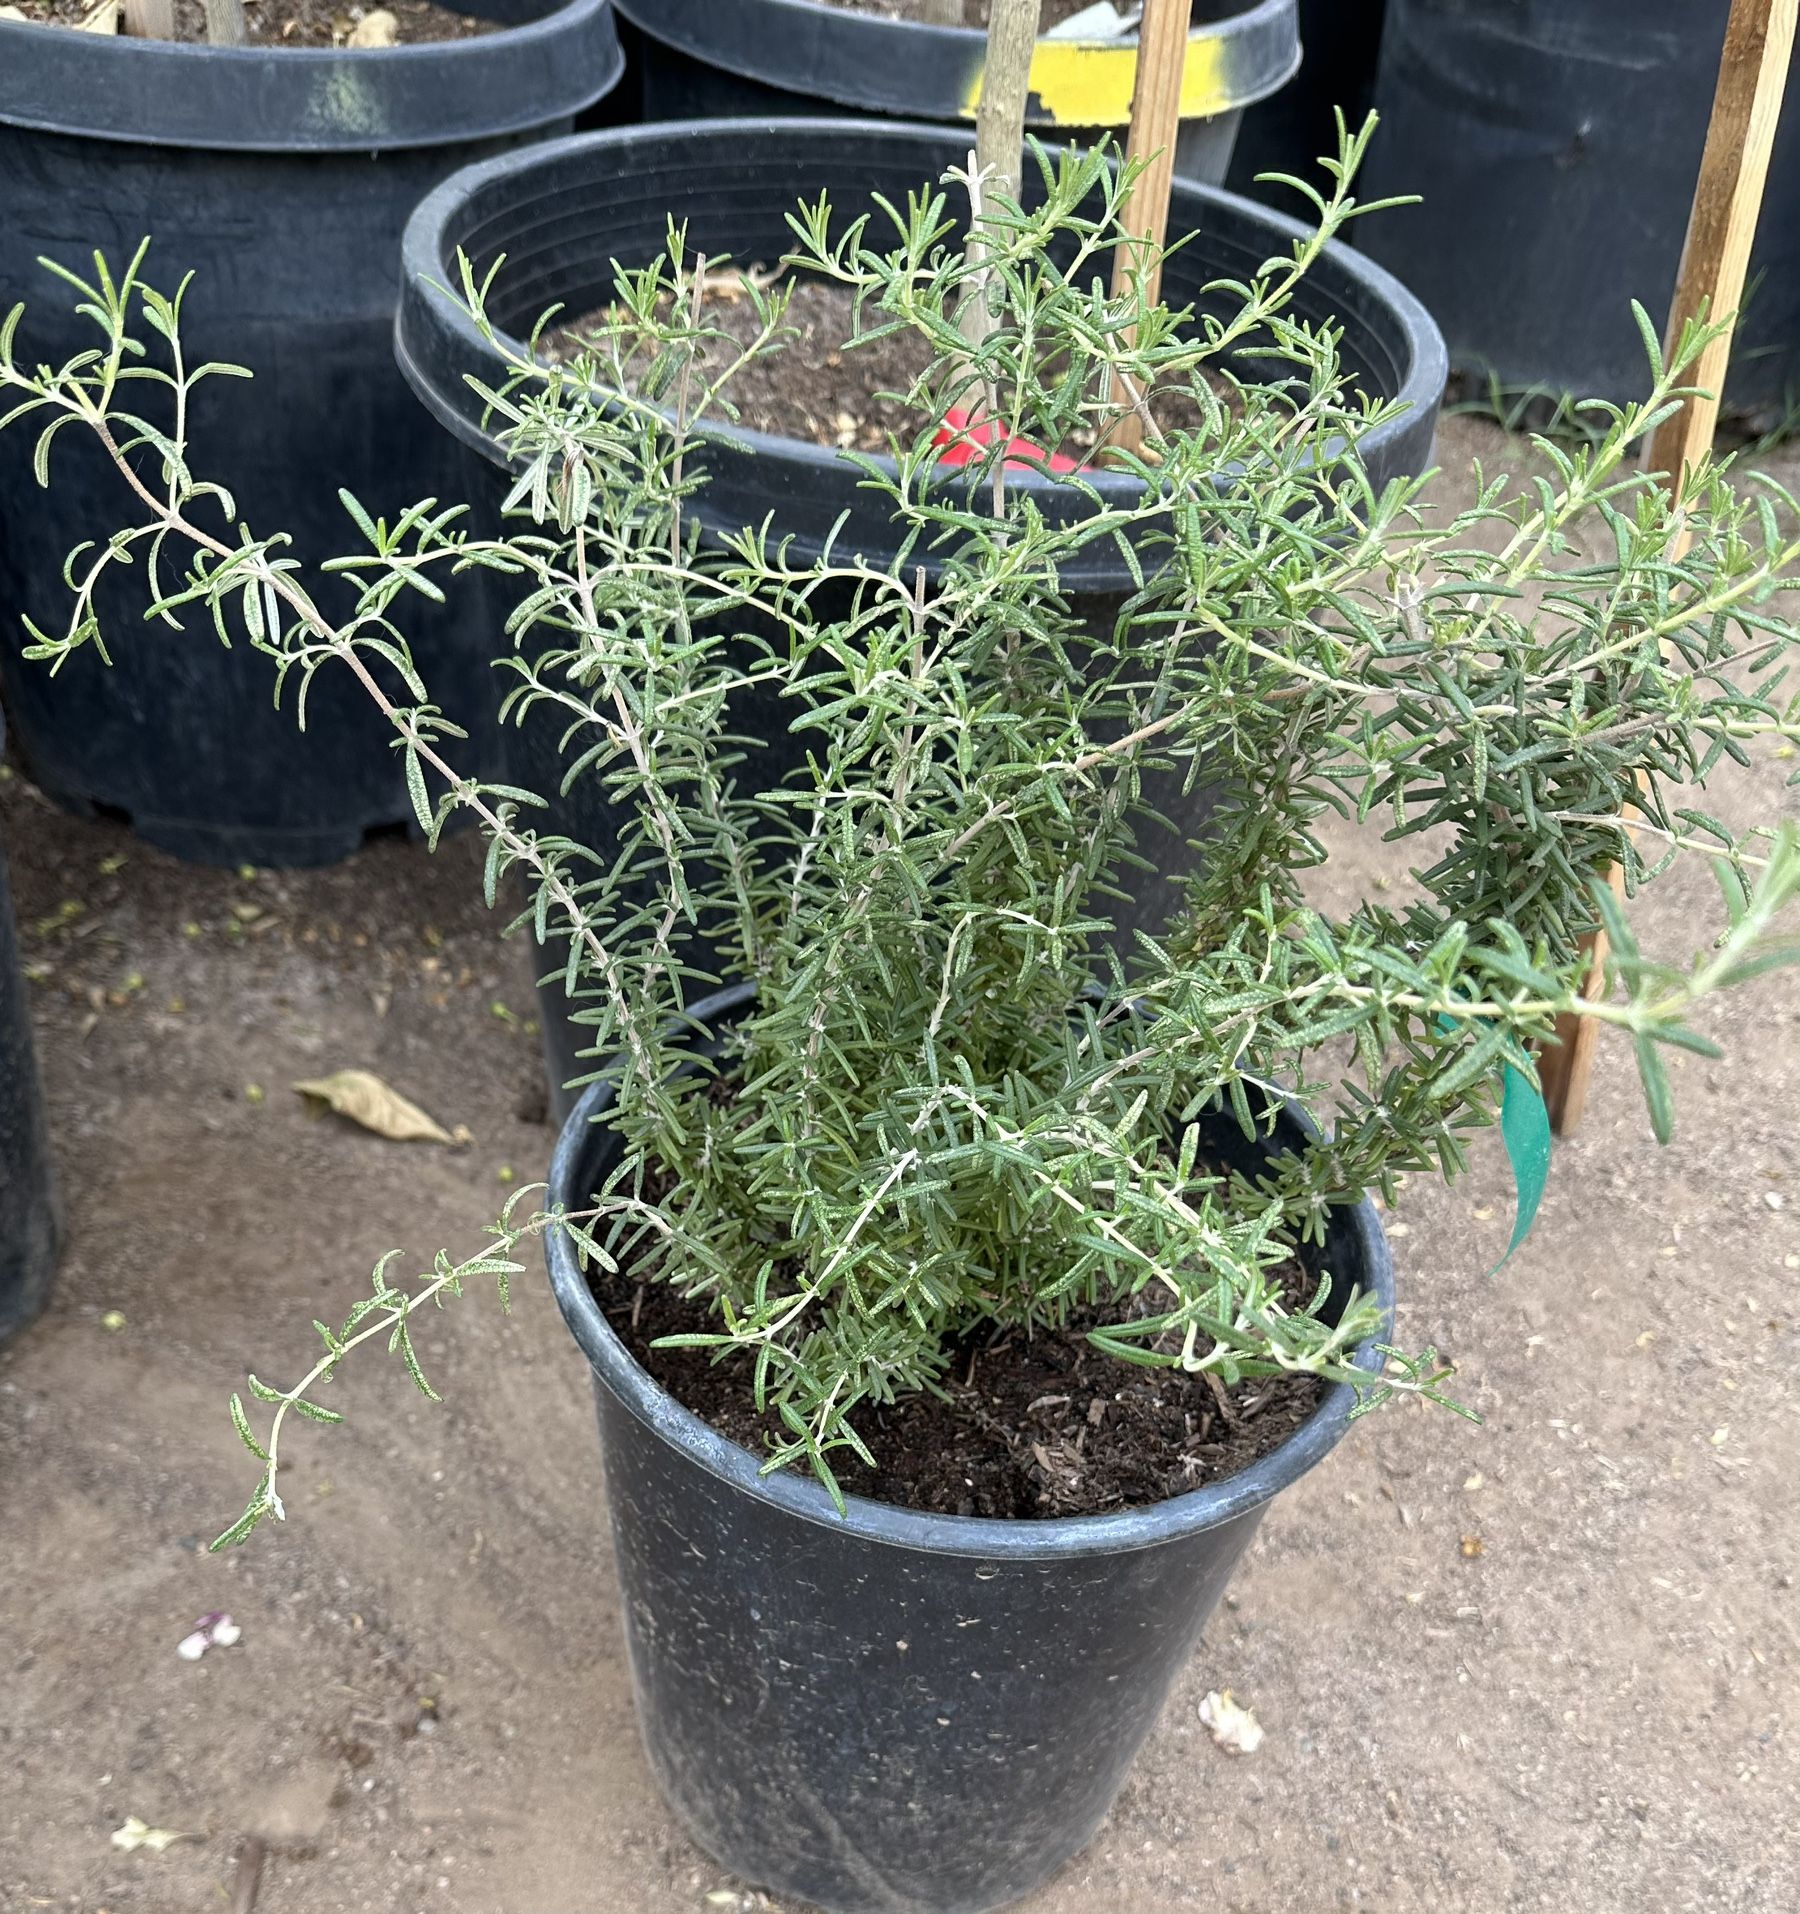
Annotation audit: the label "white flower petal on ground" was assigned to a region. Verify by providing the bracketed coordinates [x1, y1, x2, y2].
[1199, 1688, 1265, 1755]
[111, 1816, 194, 1853]
[176, 1611, 242, 1661]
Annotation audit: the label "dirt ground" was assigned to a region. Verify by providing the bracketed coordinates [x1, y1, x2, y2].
[2, 415, 1797, 1914]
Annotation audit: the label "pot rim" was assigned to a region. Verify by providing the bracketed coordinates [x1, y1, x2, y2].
[617, 0, 1294, 52]
[611, 0, 1301, 128]
[395, 116, 1448, 520]
[0, 0, 622, 153]
[545, 980, 1397, 1561]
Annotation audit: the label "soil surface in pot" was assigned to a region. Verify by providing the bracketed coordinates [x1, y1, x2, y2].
[595, 1244, 1324, 1518]
[12, 0, 494, 46]
[546, 276, 1224, 454]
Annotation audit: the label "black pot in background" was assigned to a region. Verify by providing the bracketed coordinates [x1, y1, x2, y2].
[613, 0, 1301, 184]
[1225, 0, 1389, 203]
[1357, 0, 1800, 421]
[0, 2, 622, 869]
[396, 118, 1446, 1113]
[0, 710, 59, 1349]
[545, 979, 1396, 1914]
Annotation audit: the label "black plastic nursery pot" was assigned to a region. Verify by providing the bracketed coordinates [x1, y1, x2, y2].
[1358, 0, 1800, 420]
[0, 1, 623, 868]
[1224, 0, 1388, 202]
[612, 0, 1301, 186]
[0, 712, 60, 1348]
[395, 117, 1447, 1111]
[544, 980, 1396, 1914]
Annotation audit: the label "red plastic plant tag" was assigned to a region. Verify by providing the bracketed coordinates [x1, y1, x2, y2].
[931, 406, 1078, 475]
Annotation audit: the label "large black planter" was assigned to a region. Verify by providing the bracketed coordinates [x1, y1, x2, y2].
[613, 0, 1301, 185]
[545, 980, 1396, 1914]
[0, 711, 59, 1348]
[1225, 0, 1389, 202]
[1358, 0, 1800, 420]
[0, 2, 622, 867]
[396, 118, 1446, 1111]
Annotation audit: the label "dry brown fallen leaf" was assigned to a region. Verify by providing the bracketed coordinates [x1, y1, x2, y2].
[293, 1070, 453, 1144]
[347, 6, 397, 44]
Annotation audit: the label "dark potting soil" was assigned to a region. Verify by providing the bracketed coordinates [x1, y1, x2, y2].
[545, 275, 1227, 455]
[594, 1230, 1324, 1519]
[820, 0, 1106, 29]
[10, 0, 494, 46]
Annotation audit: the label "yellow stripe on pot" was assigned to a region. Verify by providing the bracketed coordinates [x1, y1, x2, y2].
[961, 28, 1232, 128]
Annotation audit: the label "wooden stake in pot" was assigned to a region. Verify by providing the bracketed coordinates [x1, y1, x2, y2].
[973, 0, 1043, 211]
[205, 0, 249, 44]
[958, 0, 1044, 361]
[121, 0, 176, 36]
[1106, 0, 1190, 460]
[1538, 0, 1796, 1135]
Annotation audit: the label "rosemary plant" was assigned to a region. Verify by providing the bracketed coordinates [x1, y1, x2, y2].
[4, 130, 1798, 1535]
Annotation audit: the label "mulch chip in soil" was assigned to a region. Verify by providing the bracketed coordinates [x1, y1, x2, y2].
[545, 273, 1235, 456]
[597, 1252, 1325, 1520]
[11, 0, 495, 46]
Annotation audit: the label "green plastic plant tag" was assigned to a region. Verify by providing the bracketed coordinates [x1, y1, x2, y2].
[1436, 1015, 1550, 1269]
[1496, 1059, 1551, 1270]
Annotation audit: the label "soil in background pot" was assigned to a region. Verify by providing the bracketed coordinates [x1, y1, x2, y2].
[13, 0, 494, 43]
[545, 273, 1235, 452]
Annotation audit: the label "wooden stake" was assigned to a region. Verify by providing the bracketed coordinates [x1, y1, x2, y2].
[973, 0, 1044, 213]
[1647, 8, 1798, 494]
[1538, 0, 1796, 1135]
[1106, 0, 1191, 459]
[919, 0, 967, 24]
[121, 0, 176, 36]
[959, 0, 1043, 358]
[205, 0, 249, 45]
